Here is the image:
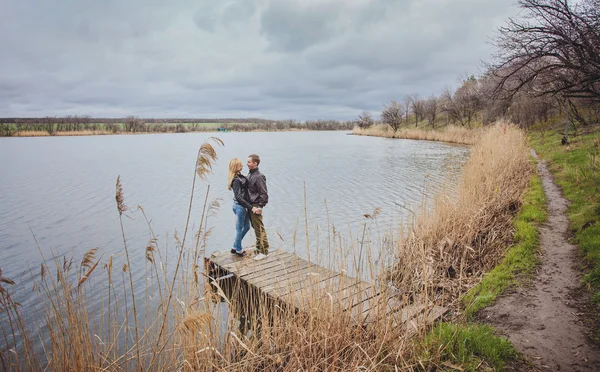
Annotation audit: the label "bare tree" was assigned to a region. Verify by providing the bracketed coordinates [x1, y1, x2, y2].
[43, 116, 56, 135]
[355, 111, 375, 129]
[403, 96, 412, 124]
[478, 72, 512, 124]
[105, 123, 119, 133]
[410, 95, 426, 127]
[441, 77, 484, 128]
[492, 0, 600, 101]
[381, 101, 403, 131]
[124, 116, 146, 132]
[425, 95, 439, 128]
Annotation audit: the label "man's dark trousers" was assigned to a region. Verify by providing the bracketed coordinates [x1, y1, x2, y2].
[250, 205, 269, 255]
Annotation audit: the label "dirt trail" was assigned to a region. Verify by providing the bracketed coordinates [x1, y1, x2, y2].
[479, 155, 600, 371]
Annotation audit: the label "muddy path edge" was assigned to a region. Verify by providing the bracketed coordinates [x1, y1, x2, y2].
[478, 152, 600, 371]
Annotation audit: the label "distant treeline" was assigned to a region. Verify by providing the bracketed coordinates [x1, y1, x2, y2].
[0, 116, 354, 136]
[0, 117, 282, 124]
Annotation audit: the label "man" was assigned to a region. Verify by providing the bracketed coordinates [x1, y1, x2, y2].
[247, 154, 269, 260]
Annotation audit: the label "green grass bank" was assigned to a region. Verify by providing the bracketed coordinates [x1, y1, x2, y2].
[417, 323, 518, 371]
[462, 173, 547, 317]
[530, 129, 600, 306]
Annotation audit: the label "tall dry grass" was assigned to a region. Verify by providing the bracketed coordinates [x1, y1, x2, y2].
[388, 122, 533, 302]
[0, 124, 533, 371]
[353, 124, 483, 145]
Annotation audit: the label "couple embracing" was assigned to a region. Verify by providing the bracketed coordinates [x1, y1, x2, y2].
[227, 154, 269, 260]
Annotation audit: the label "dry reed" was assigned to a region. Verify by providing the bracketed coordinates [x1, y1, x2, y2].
[353, 124, 483, 145]
[387, 122, 533, 302]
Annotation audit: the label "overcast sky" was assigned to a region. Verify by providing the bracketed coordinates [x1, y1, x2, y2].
[0, 0, 519, 120]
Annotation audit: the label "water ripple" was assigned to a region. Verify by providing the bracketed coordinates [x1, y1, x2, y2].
[0, 132, 469, 305]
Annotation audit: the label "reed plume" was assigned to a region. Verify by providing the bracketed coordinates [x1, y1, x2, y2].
[80, 247, 98, 269]
[114, 176, 141, 369]
[77, 254, 102, 289]
[176, 311, 212, 333]
[115, 176, 127, 215]
[196, 137, 224, 180]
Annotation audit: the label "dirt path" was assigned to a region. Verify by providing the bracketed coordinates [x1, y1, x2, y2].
[479, 155, 600, 371]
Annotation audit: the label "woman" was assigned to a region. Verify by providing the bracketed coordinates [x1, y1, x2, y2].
[228, 158, 252, 256]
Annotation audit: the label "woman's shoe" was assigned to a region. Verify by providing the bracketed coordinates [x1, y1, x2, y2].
[231, 249, 237, 254]
[235, 250, 246, 257]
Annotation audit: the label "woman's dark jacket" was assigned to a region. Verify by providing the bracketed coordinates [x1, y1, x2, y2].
[231, 174, 253, 209]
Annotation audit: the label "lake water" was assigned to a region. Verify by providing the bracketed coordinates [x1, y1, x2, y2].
[0, 131, 469, 309]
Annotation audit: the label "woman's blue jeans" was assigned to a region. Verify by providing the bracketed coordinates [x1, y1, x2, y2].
[232, 202, 250, 252]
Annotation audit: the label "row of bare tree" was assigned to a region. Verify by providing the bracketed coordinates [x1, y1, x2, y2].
[358, 0, 600, 133]
[0, 116, 284, 125]
[358, 79, 485, 131]
[0, 116, 354, 136]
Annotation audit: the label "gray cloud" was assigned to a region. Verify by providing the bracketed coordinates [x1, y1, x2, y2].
[0, 0, 518, 120]
[260, 1, 344, 52]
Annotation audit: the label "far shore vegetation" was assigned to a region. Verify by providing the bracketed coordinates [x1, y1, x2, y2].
[0, 117, 353, 137]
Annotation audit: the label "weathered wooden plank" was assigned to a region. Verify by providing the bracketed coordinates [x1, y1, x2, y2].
[284, 273, 372, 311]
[264, 267, 339, 298]
[242, 256, 308, 283]
[259, 262, 332, 292]
[249, 261, 318, 288]
[357, 293, 407, 324]
[343, 285, 381, 312]
[326, 282, 363, 304]
[284, 274, 349, 310]
[208, 249, 446, 332]
[247, 262, 315, 290]
[216, 250, 288, 273]
[335, 280, 376, 302]
[404, 306, 448, 336]
[305, 285, 375, 319]
[265, 270, 339, 301]
[346, 293, 386, 322]
[209, 250, 244, 267]
[210, 250, 231, 260]
[390, 304, 427, 328]
[229, 252, 292, 276]
[240, 254, 304, 280]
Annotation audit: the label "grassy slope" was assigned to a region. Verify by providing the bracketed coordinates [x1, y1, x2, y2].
[462, 173, 547, 317]
[530, 129, 600, 304]
[418, 323, 518, 371]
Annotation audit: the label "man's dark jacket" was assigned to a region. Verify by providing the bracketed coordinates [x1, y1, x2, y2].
[247, 168, 268, 208]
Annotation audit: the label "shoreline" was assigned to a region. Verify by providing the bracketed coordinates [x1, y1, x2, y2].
[352, 124, 483, 145]
[0, 128, 349, 138]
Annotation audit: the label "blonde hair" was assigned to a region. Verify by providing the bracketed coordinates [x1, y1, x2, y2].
[227, 158, 243, 190]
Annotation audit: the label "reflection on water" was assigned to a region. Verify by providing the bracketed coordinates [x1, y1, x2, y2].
[0, 131, 469, 312]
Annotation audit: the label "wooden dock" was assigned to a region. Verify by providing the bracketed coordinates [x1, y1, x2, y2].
[207, 249, 446, 332]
